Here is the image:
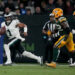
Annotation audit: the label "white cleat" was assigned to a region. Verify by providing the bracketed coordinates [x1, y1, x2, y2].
[37, 56, 43, 65]
[4, 61, 12, 66]
[69, 62, 75, 67]
[68, 58, 73, 64]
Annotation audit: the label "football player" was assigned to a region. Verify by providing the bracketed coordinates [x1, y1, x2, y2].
[46, 8, 75, 68]
[42, 13, 60, 63]
[0, 13, 43, 65]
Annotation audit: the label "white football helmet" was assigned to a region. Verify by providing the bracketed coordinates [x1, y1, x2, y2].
[4, 13, 13, 25]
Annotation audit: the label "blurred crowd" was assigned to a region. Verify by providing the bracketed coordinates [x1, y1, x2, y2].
[0, 0, 75, 16]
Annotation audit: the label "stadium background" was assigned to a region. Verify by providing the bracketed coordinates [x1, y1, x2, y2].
[0, 0, 75, 64]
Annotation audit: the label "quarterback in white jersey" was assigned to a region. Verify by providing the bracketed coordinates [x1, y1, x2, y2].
[1, 16, 25, 43]
[0, 13, 43, 65]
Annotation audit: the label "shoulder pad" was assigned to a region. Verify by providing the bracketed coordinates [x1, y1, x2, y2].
[58, 17, 67, 23]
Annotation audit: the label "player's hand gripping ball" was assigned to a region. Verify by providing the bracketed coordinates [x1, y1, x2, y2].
[0, 27, 6, 35]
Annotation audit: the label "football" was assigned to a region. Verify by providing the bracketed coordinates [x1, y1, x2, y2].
[0, 27, 6, 35]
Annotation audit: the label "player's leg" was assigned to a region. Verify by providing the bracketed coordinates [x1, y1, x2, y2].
[54, 35, 66, 48]
[10, 45, 17, 62]
[45, 48, 58, 68]
[46, 35, 66, 68]
[16, 40, 43, 65]
[4, 44, 12, 65]
[44, 44, 50, 63]
[49, 43, 54, 63]
[69, 51, 75, 66]
[66, 42, 75, 66]
[44, 41, 53, 63]
[65, 33, 75, 66]
[22, 51, 43, 64]
[4, 38, 20, 65]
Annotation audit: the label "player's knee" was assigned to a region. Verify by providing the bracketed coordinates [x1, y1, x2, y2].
[61, 41, 66, 45]
[4, 44, 9, 49]
[22, 51, 31, 56]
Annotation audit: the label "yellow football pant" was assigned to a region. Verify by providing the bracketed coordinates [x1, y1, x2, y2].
[54, 32, 75, 52]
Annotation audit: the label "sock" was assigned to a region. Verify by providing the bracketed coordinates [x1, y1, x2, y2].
[72, 52, 75, 63]
[22, 51, 39, 61]
[53, 48, 60, 62]
[69, 58, 73, 64]
[4, 44, 12, 62]
[69, 52, 75, 63]
[56, 49, 60, 61]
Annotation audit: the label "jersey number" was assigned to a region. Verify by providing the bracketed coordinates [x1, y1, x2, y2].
[7, 30, 12, 36]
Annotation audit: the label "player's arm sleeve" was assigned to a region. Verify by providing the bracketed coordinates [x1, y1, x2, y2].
[61, 21, 71, 34]
[24, 26, 28, 32]
[59, 17, 71, 35]
[16, 19, 26, 28]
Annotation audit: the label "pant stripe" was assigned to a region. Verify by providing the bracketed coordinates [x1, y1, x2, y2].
[8, 38, 18, 46]
[55, 37, 65, 47]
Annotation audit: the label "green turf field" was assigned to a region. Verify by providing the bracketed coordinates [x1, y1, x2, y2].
[0, 64, 75, 75]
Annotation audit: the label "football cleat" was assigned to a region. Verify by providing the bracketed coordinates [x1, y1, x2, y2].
[3, 61, 12, 66]
[37, 56, 43, 66]
[45, 62, 56, 68]
[69, 62, 75, 67]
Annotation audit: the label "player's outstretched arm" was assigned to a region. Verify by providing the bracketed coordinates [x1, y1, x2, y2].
[17, 23, 28, 36]
[17, 23, 27, 28]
